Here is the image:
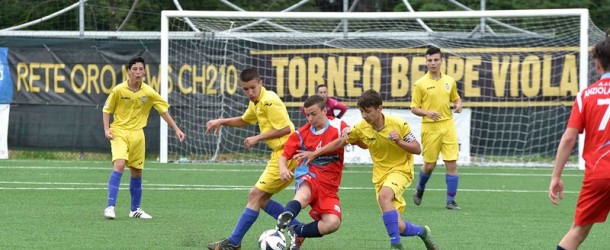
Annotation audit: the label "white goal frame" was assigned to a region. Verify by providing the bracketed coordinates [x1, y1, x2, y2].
[160, 9, 589, 169]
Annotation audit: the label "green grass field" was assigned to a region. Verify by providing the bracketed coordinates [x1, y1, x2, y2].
[1, 160, 608, 249]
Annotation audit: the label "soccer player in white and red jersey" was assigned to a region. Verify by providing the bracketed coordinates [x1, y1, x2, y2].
[549, 37, 610, 250]
[301, 85, 348, 119]
[275, 94, 356, 250]
[298, 90, 439, 250]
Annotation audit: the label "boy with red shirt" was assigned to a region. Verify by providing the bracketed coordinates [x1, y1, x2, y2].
[276, 94, 364, 250]
[549, 37, 610, 250]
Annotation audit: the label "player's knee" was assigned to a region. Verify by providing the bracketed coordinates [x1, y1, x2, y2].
[248, 187, 270, 203]
[321, 217, 341, 234]
[112, 160, 126, 172]
[377, 189, 395, 204]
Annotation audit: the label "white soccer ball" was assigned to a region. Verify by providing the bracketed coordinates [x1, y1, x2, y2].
[258, 229, 286, 250]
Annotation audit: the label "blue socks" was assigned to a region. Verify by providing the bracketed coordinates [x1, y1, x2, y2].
[382, 210, 401, 245]
[263, 199, 302, 226]
[106, 171, 145, 211]
[130, 176, 142, 211]
[107, 171, 122, 207]
[417, 171, 431, 191]
[401, 221, 424, 237]
[446, 174, 459, 203]
[263, 199, 287, 219]
[417, 171, 460, 203]
[228, 208, 259, 245]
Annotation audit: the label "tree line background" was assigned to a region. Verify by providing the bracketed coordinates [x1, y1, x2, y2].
[0, 0, 608, 32]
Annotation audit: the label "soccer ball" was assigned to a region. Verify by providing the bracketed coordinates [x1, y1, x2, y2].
[258, 229, 286, 250]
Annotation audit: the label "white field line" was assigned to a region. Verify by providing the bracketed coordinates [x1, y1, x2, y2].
[0, 165, 582, 177]
[0, 180, 580, 193]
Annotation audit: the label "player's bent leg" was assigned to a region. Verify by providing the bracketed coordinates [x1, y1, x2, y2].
[247, 186, 271, 210]
[318, 213, 341, 235]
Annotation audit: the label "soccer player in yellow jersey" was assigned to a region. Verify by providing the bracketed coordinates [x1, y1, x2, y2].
[206, 68, 301, 250]
[299, 90, 439, 250]
[411, 46, 463, 210]
[102, 56, 185, 219]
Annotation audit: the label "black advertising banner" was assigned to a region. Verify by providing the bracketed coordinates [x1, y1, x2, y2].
[8, 43, 584, 108]
[251, 47, 583, 108]
[9, 45, 160, 106]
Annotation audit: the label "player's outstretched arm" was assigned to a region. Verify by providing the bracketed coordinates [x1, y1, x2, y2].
[244, 126, 291, 149]
[205, 117, 248, 135]
[161, 112, 185, 142]
[549, 127, 578, 205]
[296, 137, 347, 164]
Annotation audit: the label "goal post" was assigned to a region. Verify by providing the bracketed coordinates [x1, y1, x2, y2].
[160, 9, 596, 168]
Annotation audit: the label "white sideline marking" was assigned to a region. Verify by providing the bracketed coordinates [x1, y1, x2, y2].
[0, 165, 582, 177]
[0, 180, 580, 193]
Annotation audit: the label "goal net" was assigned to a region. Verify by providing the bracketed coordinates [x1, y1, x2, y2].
[160, 10, 602, 167]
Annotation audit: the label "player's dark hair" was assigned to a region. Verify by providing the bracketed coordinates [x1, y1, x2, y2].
[425, 46, 442, 57]
[357, 89, 382, 109]
[593, 38, 610, 71]
[304, 94, 326, 110]
[317, 84, 327, 90]
[240, 68, 261, 82]
[128, 56, 145, 69]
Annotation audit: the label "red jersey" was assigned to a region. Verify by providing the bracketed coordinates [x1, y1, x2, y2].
[282, 117, 348, 191]
[568, 76, 610, 180]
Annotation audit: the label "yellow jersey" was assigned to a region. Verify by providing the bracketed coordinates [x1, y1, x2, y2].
[346, 113, 414, 184]
[411, 72, 460, 123]
[103, 81, 169, 130]
[242, 87, 294, 151]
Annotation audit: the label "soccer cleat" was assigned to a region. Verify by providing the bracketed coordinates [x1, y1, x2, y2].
[276, 211, 294, 232]
[128, 208, 152, 219]
[206, 238, 241, 250]
[420, 226, 440, 250]
[413, 188, 424, 205]
[445, 201, 461, 210]
[104, 206, 116, 219]
[287, 225, 304, 250]
[390, 243, 404, 250]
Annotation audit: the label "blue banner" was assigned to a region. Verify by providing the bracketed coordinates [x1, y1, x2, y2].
[0, 47, 13, 104]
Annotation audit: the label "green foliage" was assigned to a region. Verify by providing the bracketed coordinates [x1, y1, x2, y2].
[0, 0, 607, 31]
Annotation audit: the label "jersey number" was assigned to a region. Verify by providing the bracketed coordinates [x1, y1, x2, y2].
[598, 98, 610, 130]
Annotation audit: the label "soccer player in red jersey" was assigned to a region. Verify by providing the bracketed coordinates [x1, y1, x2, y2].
[275, 94, 361, 250]
[290, 90, 438, 250]
[549, 37, 610, 250]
